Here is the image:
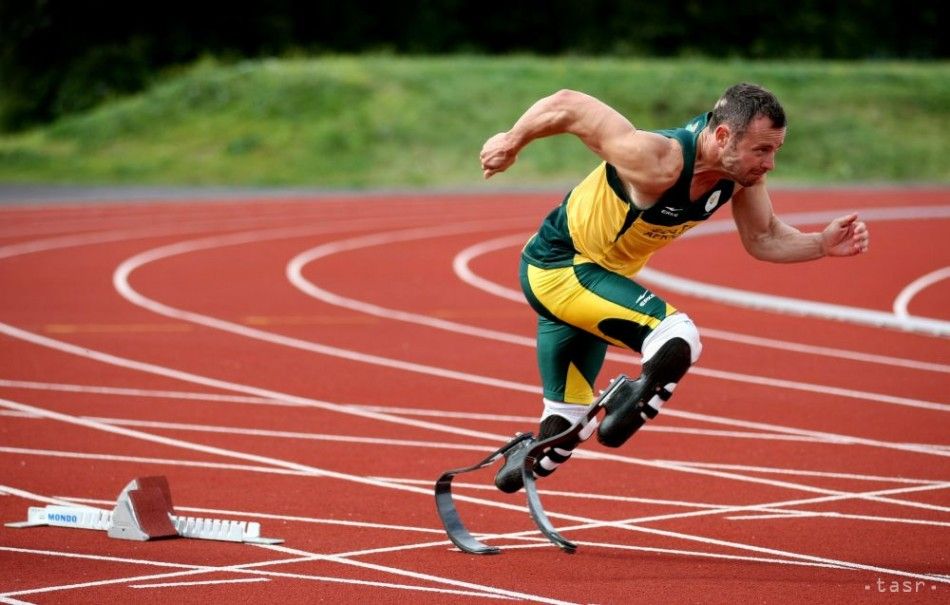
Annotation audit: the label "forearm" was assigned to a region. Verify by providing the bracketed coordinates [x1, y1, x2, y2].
[744, 218, 826, 263]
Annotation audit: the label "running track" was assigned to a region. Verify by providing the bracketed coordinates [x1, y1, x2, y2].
[0, 188, 948, 604]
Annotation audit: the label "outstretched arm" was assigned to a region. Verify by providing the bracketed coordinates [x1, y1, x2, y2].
[479, 90, 680, 196]
[732, 181, 870, 262]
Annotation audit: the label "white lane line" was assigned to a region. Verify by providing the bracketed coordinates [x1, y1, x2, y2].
[10, 443, 944, 524]
[1, 322, 944, 513]
[16, 409, 947, 458]
[468, 481, 950, 562]
[642, 461, 943, 486]
[726, 510, 950, 527]
[253, 543, 573, 605]
[0, 403, 571, 603]
[639, 205, 950, 336]
[448, 484, 950, 586]
[0, 446, 315, 476]
[0, 378, 280, 405]
[286, 225, 950, 411]
[5, 441, 944, 518]
[454, 233, 950, 373]
[0, 547, 521, 603]
[894, 266, 950, 318]
[112, 222, 541, 395]
[0, 322, 529, 444]
[515, 540, 849, 571]
[381, 478, 950, 530]
[596, 482, 950, 526]
[76, 414, 846, 447]
[639, 265, 950, 337]
[111, 223, 950, 435]
[2, 375, 945, 584]
[1, 379, 941, 448]
[130, 578, 270, 589]
[0, 205, 508, 260]
[658, 408, 950, 457]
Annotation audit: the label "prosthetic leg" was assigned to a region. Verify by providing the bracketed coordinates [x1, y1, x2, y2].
[434, 378, 627, 554]
[434, 314, 700, 554]
[597, 336, 692, 447]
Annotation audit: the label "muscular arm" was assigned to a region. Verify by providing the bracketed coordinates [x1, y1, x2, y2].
[479, 89, 680, 199]
[732, 180, 870, 262]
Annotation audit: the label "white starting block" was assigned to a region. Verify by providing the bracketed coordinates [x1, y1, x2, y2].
[5, 476, 282, 545]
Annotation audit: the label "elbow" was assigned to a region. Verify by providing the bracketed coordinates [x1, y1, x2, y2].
[741, 235, 774, 262]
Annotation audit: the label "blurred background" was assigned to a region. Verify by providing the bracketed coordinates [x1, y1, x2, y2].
[0, 0, 947, 189]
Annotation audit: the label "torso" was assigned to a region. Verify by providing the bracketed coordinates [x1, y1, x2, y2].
[523, 113, 735, 277]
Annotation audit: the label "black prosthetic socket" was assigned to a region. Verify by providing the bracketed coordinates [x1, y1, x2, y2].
[596, 337, 691, 448]
[494, 414, 579, 493]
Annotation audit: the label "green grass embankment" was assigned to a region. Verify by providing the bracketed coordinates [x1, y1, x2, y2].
[0, 56, 947, 187]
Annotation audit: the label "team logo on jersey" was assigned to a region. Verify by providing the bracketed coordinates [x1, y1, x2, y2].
[705, 190, 722, 213]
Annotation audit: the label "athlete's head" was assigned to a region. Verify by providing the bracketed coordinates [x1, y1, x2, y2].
[709, 83, 787, 186]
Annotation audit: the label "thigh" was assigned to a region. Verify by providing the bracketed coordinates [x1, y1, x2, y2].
[522, 259, 676, 353]
[535, 316, 608, 404]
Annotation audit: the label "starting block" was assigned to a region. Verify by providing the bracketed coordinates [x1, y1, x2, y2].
[5, 476, 282, 545]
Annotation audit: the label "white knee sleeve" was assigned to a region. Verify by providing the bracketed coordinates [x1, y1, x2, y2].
[641, 313, 702, 364]
[540, 398, 589, 424]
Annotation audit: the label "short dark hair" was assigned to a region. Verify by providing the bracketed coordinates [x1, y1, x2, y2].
[708, 83, 786, 138]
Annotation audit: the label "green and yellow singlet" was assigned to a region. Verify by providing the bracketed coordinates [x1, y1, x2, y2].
[523, 113, 735, 277]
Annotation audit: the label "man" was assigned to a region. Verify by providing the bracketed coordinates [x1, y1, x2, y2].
[480, 83, 870, 493]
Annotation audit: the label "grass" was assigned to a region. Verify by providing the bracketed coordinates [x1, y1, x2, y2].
[0, 55, 947, 187]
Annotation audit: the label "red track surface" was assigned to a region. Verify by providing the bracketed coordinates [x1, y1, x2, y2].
[1, 188, 948, 604]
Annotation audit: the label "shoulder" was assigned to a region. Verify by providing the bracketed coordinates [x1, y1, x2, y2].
[613, 132, 683, 199]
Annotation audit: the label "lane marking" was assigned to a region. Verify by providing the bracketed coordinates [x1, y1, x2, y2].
[2, 390, 946, 587]
[253, 543, 572, 604]
[286, 225, 950, 412]
[0, 546, 521, 603]
[893, 266, 950, 318]
[65, 414, 853, 446]
[454, 232, 950, 373]
[130, 578, 270, 589]
[4, 442, 945, 516]
[0, 404, 574, 603]
[726, 510, 950, 527]
[637, 206, 950, 335]
[109, 221, 948, 426]
[2, 322, 945, 511]
[4, 380, 947, 451]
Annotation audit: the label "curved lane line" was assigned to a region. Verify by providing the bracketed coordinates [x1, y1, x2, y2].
[893, 266, 950, 318]
[452, 233, 950, 373]
[638, 205, 950, 336]
[286, 226, 949, 412]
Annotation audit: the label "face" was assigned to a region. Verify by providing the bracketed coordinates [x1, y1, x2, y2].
[717, 115, 786, 186]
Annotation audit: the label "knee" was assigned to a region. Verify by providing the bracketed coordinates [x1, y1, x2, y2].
[642, 313, 702, 365]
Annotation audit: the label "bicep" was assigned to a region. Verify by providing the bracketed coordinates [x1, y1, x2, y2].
[563, 94, 677, 177]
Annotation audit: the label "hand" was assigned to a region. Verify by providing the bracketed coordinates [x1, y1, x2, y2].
[821, 213, 870, 257]
[480, 132, 519, 179]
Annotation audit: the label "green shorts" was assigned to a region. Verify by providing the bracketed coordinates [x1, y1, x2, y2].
[520, 256, 676, 405]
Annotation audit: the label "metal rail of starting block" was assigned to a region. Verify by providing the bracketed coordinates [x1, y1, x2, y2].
[5, 476, 282, 545]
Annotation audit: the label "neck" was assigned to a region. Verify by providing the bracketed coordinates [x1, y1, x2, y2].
[693, 128, 714, 174]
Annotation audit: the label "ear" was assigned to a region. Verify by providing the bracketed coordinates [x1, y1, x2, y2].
[713, 124, 731, 147]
